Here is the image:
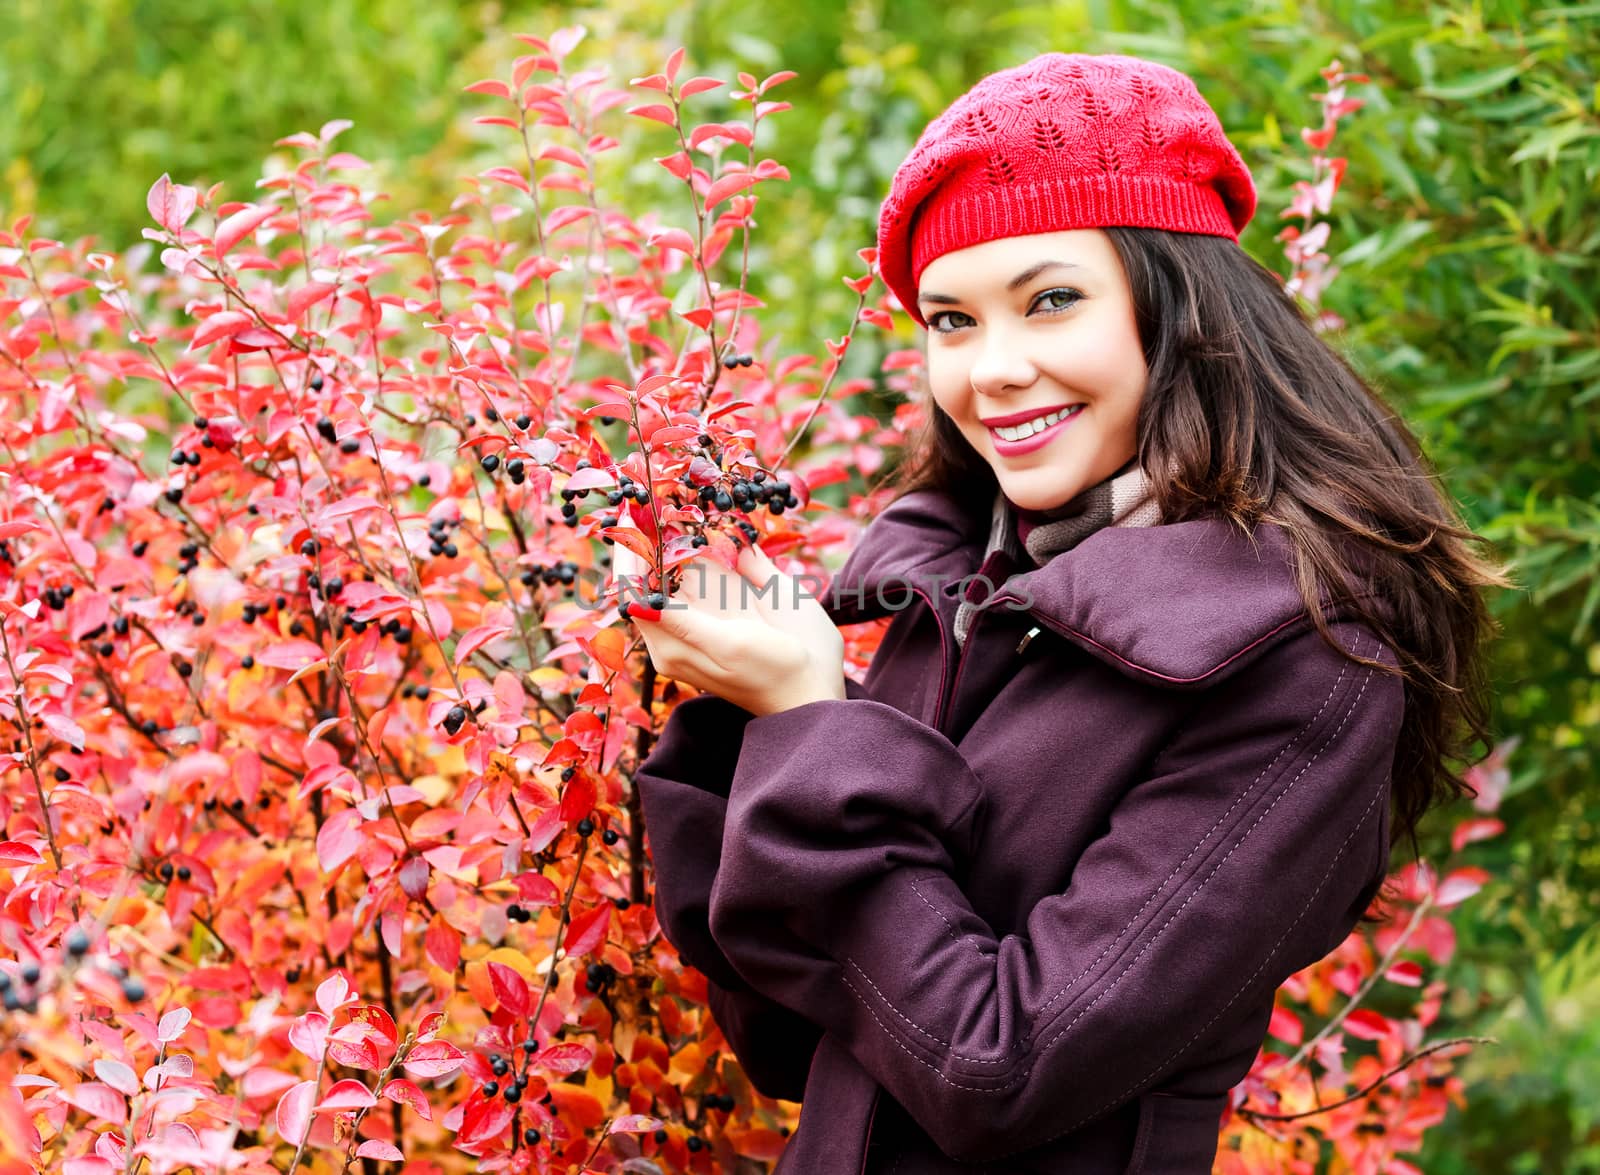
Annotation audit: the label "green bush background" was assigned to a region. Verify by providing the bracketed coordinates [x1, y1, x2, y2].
[5, 0, 1597, 1169]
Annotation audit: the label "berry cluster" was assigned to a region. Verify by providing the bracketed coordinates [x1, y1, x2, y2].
[2, 927, 147, 1014]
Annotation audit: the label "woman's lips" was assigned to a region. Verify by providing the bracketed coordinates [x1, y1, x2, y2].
[988, 406, 1083, 456]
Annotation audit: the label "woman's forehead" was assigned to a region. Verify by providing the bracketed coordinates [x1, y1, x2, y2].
[917, 230, 1119, 297]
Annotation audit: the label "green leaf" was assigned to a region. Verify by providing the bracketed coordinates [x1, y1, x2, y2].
[1419, 64, 1527, 101]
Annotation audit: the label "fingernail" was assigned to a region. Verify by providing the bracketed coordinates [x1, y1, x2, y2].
[628, 606, 662, 622]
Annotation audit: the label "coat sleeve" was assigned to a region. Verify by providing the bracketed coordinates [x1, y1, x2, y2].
[634, 678, 875, 1100]
[706, 622, 1403, 1162]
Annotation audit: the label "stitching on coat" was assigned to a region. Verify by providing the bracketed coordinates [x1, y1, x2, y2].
[846, 957, 1003, 1063]
[909, 876, 990, 959]
[981, 659, 1385, 1159]
[1024, 756, 1387, 1155]
[1026, 639, 1356, 1030]
[864, 634, 1357, 1065]
[840, 970, 1015, 1092]
[839, 631, 1374, 1092]
[1028, 648, 1375, 1056]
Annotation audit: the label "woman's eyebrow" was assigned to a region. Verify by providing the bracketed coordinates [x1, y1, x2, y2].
[918, 260, 1082, 305]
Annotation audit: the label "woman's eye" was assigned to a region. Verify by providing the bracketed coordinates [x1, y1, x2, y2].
[1033, 288, 1083, 314]
[927, 310, 975, 333]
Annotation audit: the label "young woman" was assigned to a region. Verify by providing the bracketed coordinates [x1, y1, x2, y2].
[631, 52, 1508, 1173]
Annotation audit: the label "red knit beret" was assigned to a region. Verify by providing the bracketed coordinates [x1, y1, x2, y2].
[877, 53, 1257, 326]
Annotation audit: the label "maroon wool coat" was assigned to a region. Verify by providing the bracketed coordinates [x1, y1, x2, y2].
[634, 488, 1402, 1174]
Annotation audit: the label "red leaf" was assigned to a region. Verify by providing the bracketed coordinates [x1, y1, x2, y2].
[611, 1114, 666, 1134]
[537, 145, 586, 168]
[190, 311, 254, 349]
[515, 872, 562, 908]
[558, 772, 596, 824]
[146, 174, 197, 232]
[315, 495, 382, 524]
[398, 856, 430, 901]
[458, 1092, 515, 1147]
[562, 904, 610, 959]
[255, 638, 327, 672]
[1451, 817, 1504, 854]
[355, 1140, 403, 1161]
[544, 205, 593, 233]
[665, 47, 685, 81]
[535, 1042, 593, 1075]
[275, 1080, 316, 1144]
[1267, 1005, 1303, 1045]
[0, 841, 42, 866]
[287, 282, 337, 322]
[481, 166, 531, 193]
[564, 467, 616, 493]
[214, 205, 278, 257]
[704, 172, 756, 210]
[380, 1078, 432, 1121]
[315, 807, 363, 873]
[648, 228, 697, 255]
[628, 104, 678, 127]
[401, 1040, 464, 1079]
[288, 1011, 330, 1062]
[61, 1082, 126, 1125]
[158, 1007, 192, 1042]
[679, 77, 724, 98]
[230, 327, 288, 351]
[327, 1036, 380, 1070]
[655, 153, 693, 181]
[454, 623, 513, 668]
[582, 400, 634, 421]
[425, 920, 461, 972]
[465, 79, 512, 99]
[316, 1079, 376, 1112]
[1344, 1009, 1392, 1041]
[488, 961, 530, 1019]
[1436, 866, 1490, 908]
[1386, 960, 1424, 987]
[646, 424, 702, 446]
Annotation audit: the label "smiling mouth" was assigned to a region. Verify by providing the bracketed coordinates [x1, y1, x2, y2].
[988, 405, 1083, 442]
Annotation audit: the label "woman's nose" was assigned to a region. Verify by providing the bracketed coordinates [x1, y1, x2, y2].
[966, 326, 1038, 396]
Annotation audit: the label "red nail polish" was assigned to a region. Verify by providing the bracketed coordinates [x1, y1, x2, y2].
[629, 606, 662, 622]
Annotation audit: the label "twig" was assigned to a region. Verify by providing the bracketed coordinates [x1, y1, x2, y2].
[1238, 1036, 1496, 1123]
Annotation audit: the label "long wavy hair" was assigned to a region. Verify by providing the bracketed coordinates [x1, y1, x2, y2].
[880, 226, 1515, 870]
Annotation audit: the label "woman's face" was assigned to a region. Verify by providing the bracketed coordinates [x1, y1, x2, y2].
[917, 229, 1147, 512]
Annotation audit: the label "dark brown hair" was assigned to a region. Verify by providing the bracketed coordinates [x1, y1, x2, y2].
[880, 226, 1514, 868]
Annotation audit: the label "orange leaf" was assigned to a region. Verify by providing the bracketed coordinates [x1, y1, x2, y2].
[548, 1084, 606, 1130]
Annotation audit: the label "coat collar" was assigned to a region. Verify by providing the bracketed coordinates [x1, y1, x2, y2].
[821, 488, 1352, 690]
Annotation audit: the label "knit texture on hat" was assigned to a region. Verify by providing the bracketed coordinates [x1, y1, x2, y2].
[877, 53, 1257, 326]
[952, 459, 1162, 649]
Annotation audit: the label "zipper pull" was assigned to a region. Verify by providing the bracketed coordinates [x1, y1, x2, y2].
[1016, 625, 1042, 655]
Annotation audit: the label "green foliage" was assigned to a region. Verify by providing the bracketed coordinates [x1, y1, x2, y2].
[5, 0, 1598, 1167]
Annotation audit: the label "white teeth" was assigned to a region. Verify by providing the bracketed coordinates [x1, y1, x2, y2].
[992, 405, 1080, 442]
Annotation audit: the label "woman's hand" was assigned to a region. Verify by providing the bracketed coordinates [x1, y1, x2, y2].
[627, 543, 847, 718]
